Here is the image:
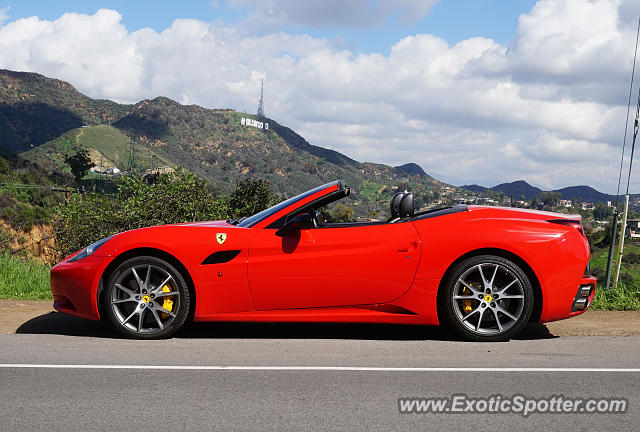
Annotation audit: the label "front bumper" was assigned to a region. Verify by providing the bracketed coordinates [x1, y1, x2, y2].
[50, 254, 113, 321]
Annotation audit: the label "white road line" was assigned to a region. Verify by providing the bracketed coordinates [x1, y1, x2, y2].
[0, 364, 638, 372]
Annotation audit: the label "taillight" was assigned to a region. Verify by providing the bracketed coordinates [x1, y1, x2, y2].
[548, 219, 586, 238]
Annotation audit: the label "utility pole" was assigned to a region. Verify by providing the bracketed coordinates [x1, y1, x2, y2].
[257, 80, 265, 118]
[606, 16, 640, 289]
[613, 195, 630, 287]
[604, 209, 618, 289]
[127, 131, 136, 174]
[614, 91, 639, 287]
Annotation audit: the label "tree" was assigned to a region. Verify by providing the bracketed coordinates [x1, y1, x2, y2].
[538, 191, 561, 208]
[55, 170, 228, 256]
[228, 178, 277, 218]
[593, 202, 612, 221]
[65, 150, 95, 184]
[327, 204, 354, 222]
[531, 195, 540, 209]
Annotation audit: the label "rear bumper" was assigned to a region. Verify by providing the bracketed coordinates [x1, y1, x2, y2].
[50, 255, 113, 321]
[539, 275, 596, 323]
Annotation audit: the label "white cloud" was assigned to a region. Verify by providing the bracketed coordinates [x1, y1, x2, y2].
[0, 0, 638, 193]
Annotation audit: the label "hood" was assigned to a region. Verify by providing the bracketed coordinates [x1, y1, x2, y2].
[166, 220, 236, 228]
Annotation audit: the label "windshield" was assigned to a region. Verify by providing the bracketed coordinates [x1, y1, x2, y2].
[237, 182, 339, 228]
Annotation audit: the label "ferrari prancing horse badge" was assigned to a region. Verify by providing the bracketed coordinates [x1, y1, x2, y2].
[216, 233, 227, 244]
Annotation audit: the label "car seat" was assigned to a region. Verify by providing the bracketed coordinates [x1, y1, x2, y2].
[399, 193, 414, 218]
[388, 191, 405, 223]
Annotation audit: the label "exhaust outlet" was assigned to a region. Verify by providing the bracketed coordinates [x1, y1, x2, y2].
[574, 298, 588, 311]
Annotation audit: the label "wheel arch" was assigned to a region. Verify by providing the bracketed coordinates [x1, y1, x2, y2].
[436, 247, 543, 323]
[97, 247, 196, 321]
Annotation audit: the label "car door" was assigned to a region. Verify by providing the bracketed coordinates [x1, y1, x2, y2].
[247, 222, 421, 310]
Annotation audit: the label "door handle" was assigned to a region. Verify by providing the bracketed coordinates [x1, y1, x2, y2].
[397, 241, 418, 253]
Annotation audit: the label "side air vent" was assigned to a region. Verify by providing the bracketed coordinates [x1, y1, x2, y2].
[201, 250, 241, 265]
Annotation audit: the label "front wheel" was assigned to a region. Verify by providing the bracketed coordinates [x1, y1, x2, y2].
[438, 255, 534, 342]
[104, 256, 191, 339]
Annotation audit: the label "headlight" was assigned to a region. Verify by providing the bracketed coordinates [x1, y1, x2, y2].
[68, 236, 114, 262]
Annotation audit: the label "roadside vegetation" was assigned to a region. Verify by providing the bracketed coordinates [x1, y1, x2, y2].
[591, 282, 640, 310]
[0, 253, 51, 300]
[55, 170, 278, 257]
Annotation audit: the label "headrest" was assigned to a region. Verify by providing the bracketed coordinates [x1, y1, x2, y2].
[390, 192, 405, 219]
[399, 193, 414, 218]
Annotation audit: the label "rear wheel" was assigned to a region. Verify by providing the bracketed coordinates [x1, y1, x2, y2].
[104, 256, 190, 339]
[439, 255, 533, 342]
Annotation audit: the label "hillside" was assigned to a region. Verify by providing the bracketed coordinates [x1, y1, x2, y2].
[0, 69, 131, 153]
[461, 184, 488, 193]
[24, 124, 175, 175]
[394, 163, 430, 178]
[109, 97, 440, 213]
[554, 185, 613, 203]
[3, 70, 440, 216]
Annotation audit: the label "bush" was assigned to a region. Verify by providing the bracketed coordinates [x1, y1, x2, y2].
[326, 203, 355, 223]
[228, 178, 278, 219]
[591, 282, 640, 310]
[55, 170, 229, 256]
[54, 171, 278, 257]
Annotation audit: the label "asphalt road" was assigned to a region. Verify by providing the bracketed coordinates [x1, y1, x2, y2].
[0, 314, 638, 431]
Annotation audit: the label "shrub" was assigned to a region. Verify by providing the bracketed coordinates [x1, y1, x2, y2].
[227, 178, 278, 218]
[591, 282, 640, 310]
[54, 171, 277, 257]
[55, 170, 229, 256]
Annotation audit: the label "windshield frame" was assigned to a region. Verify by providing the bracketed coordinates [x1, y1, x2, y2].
[237, 181, 343, 228]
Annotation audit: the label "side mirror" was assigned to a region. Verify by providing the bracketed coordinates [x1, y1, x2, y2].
[276, 213, 315, 236]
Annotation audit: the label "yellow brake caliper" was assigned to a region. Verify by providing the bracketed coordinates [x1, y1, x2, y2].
[161, 285, 174, 318]
[462, 285, 473, 314]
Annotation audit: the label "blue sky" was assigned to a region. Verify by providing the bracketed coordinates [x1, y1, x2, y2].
[1, 0, 537, 52]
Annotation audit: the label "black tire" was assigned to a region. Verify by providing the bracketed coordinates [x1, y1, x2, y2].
[438, 255, 534, 342]
[104, 256, 191, 339]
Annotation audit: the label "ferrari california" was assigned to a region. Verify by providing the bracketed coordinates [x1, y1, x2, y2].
[51, 180, 596, 341]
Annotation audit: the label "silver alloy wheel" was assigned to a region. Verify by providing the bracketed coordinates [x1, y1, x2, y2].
[451, 262, 525, 335]
[110, 264, 181, 334]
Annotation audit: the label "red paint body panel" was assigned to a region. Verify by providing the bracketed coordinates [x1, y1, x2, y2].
[247, 221, 420, 309]
[50, 254, 113, 320]
[51, 181, 596, 332]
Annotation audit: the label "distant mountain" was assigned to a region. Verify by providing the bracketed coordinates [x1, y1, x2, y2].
[462, 181, 542, 200]
[465, 180, 639, 205]
[553, 186, 613, 203]
[461, 184, 488, 193]
[1, 69, 441, 217]
[492, 180, 543, 200]
[393, 163, 430, 178]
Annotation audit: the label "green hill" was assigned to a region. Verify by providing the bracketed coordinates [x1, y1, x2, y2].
[24, 124, 174, 175]
[0, 70, 131, 153]
[3, 69, 442, 216]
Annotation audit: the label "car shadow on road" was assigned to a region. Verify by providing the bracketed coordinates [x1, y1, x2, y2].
[16, 312, 120, 338]
[15, 311, 557, 341]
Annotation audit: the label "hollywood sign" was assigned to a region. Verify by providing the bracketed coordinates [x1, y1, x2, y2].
[241, 117, 269, 130]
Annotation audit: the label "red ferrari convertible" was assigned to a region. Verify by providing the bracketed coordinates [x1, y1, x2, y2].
[51, 180, 596, 341]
